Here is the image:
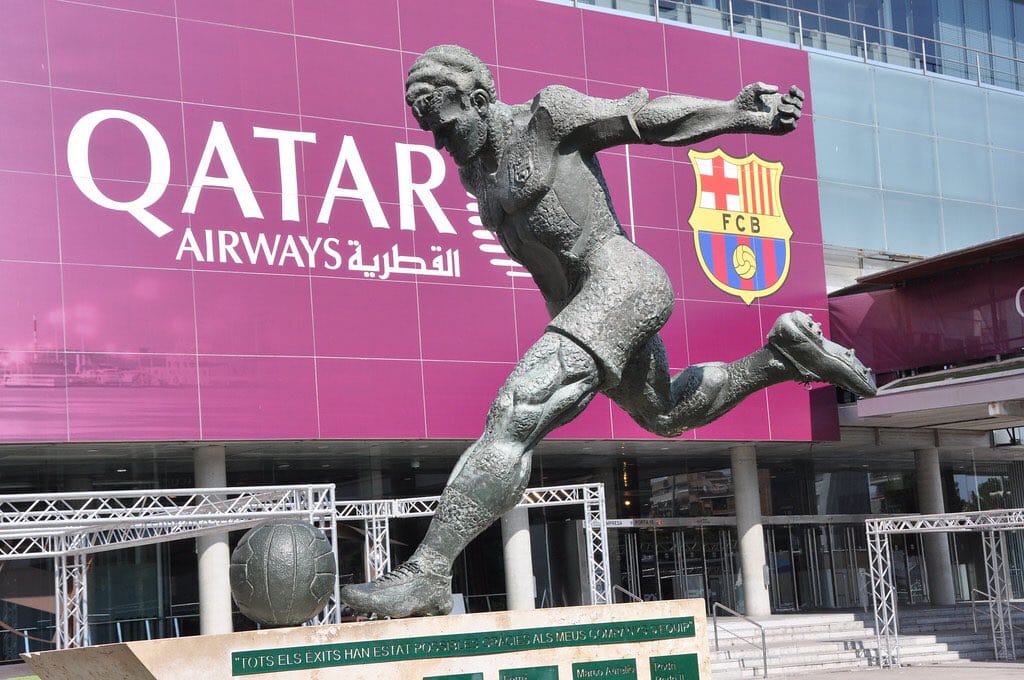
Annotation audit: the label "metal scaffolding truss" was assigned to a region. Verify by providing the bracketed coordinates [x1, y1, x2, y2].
[866, 530, 899, 668]
[0, 485, 339, 649]
[866, 509, 1024, 668]
[868, 508, 1024, 535]
[982, 531, 1016, 661]
[337, 483, 611, 606]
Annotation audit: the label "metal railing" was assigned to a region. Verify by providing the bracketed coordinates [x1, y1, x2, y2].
[969, 587, 1024, 651]
[711, 601, 769, 677]
[0, 612, 203, 660]
[612, 584, 643, 602]
[565, 0, 1024, 93]
[463, 593, 508, 613]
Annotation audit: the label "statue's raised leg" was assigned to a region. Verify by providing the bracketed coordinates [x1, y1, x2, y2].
[341, 331, 601, 617]
[607, 311, 875, 437]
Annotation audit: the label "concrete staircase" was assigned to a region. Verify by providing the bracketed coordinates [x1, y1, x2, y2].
[709, 606, 1020, 678]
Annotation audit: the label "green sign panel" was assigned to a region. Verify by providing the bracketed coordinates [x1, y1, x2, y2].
[500, 665, 559, 680]
[231, 616, 694, 676]
[650, 653, 700, 680]
[424, 674, 483, 680]
[572, 659, 637, 679]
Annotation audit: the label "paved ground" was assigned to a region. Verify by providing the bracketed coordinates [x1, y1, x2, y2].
[776, 662, 1024, 679]
[0, 663, 33, 680]
[0, 663, 34, 680]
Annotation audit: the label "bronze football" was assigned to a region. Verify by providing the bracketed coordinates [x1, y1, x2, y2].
[229, 521, 337, 627]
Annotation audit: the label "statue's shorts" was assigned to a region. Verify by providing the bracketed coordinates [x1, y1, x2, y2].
[546, 236, 674, 389]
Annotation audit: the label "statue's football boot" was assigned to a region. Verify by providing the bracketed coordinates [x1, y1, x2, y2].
[767, 311, 876, 397]
[341, 560, 453, 618]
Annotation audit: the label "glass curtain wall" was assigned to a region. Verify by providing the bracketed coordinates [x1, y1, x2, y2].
[812, 53, 1024, 256]
[611, 455, 1024, 612]
[579, 1, 1024, 91]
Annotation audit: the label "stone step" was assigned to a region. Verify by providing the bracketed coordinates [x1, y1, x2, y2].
[715, 638, 990, 664]
[705, 607, 1009, 679]
[709, 619, 874, 637]
[709, 627, 876, 644]
[711, 649, 992, 680]
[711, 633, 992, 661]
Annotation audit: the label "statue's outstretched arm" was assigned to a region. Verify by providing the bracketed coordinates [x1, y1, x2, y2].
[536, 83, 803, 153]
[636, 83, 804, 146]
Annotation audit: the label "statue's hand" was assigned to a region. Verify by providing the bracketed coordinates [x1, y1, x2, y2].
[733, 83, 804, 134]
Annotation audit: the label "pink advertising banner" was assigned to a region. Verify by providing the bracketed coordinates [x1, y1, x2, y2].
[0, 0, 834, 443]
[830, 255, 1024, 376]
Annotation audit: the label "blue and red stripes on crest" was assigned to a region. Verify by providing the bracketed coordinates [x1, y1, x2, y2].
[698, 232, 786, 292]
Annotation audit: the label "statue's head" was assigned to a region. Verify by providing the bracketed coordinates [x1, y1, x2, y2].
[406, 45, 496, 166]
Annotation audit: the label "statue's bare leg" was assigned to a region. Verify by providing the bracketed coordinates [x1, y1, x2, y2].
[341, 331, 601, 617]
[607, 311, 875, 437]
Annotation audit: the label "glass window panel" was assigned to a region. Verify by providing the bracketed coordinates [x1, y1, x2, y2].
[990, 0, 1014, 56]
[819, 181, 886, 250]
[820, 1, 855, 37]
[992, 148, 1024, 209]
[874, 67, 933, 133]
[869, 469, 917, 514]
[888, 0, 910, 49]
[936, 0, 968, 78]
[883, 191, 943, 255]
[987, 90, 1024, 153]
[998, 206, 1024, 235]
[853, 0, 883, 45]
[792, 0, 822, 33]
[937, 139, 992, 202]
[815, 470, 870, 514]
[936, 0, 964, 31]
[951, 473, 1011, 511]
[815, 118, 880, 186]
[908, 0, 937, 42]
[758, 0, 789, 22]
[809, 54, 877, 124]
[933, 78, 989, 144]
[878, 129, 938, 194]
[941, 199, 998, 251]
[963, 0, 989, 49]
[990, 56, 1017, 89]
[1016, 0, 1024, 60]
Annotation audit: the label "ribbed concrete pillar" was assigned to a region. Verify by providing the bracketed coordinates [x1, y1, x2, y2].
[731, 445, 771, 617]
[194, 444, 233, 634]
[916, 448, 955, 605]
[501, 505, 536, 610]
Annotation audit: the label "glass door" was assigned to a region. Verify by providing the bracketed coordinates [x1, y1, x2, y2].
[793, 525, 833, 609]
[768, 526, 797, 611]
[615, 525, 741, 612]
[702, 526, 741, 612]
[892, 534, 929, 605]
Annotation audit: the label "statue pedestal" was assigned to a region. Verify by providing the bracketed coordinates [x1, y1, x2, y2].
[25, 600, 709, 679]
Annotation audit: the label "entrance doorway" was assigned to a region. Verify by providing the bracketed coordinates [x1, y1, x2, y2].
[765, 523, 871, 611]
[611, 517, 890, 613]
[613, 521, 742, 613]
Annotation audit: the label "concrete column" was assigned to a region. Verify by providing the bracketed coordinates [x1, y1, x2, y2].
[194, 444, 233, 634]
[731, 445, 771, 617]
[501, 505, 536, 610]
[916, 448, 956, 605]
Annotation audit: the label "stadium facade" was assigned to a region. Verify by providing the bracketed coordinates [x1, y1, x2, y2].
[0, 0, 1022, 658]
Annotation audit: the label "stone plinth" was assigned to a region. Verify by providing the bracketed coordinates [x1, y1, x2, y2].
[25, 600, 709, 679]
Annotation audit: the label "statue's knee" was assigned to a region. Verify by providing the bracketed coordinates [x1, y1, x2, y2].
[677, 362, 729, 397]
[642, 413, 687, 438]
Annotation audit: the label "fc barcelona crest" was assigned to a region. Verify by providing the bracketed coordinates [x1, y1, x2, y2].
[687, 149, 792, 305]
